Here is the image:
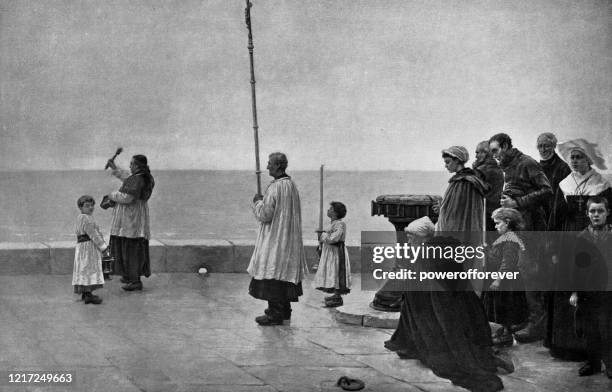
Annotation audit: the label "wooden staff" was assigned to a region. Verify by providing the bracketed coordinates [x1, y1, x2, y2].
[245, 0, 262, 194]
[319, 165, 325, 230]
[316, 165, 324, 256]
[482, 197, 487, 246]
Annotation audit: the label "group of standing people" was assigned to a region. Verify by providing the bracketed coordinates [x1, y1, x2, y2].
[72, 154, 155, 304]
[244, 136, 611, 391]
[384, 132, 611, 392]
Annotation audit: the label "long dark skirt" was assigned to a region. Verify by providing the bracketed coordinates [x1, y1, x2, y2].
[109, 236, 151, 281]
[404, 290, 503, 392]
[581, 292, 612, 368]
[546, 291, 588, 360]
[370, 280, 403, 311]
[249, 278, 303, 302]
[386, 292, 421, 354]
[545, 232, 587, 359]
[483, 290, 528, 327]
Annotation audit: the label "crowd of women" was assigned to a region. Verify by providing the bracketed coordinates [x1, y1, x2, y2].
[384, 132, 612, 391]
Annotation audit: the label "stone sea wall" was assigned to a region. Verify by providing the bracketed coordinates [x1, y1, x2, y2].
[0, 240, 362, 275]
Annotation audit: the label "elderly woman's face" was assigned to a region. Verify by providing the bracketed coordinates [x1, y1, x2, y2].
[570, 151, 590, 174]
[443, 156, 461, 173]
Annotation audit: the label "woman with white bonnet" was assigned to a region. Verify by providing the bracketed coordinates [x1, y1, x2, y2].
[434, 146, 487, 238]
[547, 138, 612, 360]
[553, 138, 612, 230]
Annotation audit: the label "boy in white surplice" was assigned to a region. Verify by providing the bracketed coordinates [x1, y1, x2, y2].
[72, 195, 108, 305]
[314, 201, 351, 307]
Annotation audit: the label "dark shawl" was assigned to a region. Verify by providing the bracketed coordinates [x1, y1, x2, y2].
[573, 224, 612, 294]
[499, 148, 552, 230]
[437, 168, 487, 235]
[540, 153, 571, 230]
[473, 157, 504, 214]
[119, 168, 155, 201]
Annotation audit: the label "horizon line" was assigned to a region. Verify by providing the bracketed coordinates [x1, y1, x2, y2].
[0, 168, 448, 173]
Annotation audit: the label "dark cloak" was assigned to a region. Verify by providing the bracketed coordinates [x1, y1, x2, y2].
[437, 168, 487, 236]
[393, 236, 503, 392]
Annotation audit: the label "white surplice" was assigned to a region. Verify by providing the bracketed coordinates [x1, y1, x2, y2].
[247, 177, 307, 284]
[313, 219, 351, 290]
[72, 214, 106, 287]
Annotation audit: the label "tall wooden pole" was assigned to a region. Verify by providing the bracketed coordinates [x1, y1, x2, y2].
[315, 164, 324, 258]
[318, 165, 324, 233]
[245, 0, 262, 194]
[482, 197, 487, 246]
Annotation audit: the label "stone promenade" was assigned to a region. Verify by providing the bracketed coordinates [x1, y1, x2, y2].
[1, 273, 610, 392]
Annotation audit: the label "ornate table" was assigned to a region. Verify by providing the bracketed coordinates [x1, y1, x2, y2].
[369, 194, 442, 311]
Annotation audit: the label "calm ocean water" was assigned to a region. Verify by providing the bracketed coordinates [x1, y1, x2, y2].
[0, 170, 449, 243]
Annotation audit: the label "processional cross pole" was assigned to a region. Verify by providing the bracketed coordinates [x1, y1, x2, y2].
[318, 165, 324, 233]
[245, 0, 262, 195]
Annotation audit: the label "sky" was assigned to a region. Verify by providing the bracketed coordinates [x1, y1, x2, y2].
[1, 0, 610, 171]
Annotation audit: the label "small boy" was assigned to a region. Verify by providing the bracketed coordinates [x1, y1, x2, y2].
[569, 196, 612, 378]
[72, 195, 108, 305]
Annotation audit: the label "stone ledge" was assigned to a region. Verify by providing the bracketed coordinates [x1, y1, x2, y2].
[0, 242, 51, 275]
[46, 241, 77, 274]
[0, 242, 50, 250]
[158, 239, 234, 273]
[0, 240, 363, 275]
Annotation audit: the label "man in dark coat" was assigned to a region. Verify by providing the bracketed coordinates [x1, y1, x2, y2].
[489, 133, 553, 342]
[489, 133, 552, 231]
[473, 140, 504, 232]
[537, 132, 571, 231]
[536, 132, 572, 348]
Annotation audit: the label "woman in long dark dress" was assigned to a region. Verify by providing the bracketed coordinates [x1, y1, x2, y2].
[547, 141, 612, 359]
[403, 235, 510, 392]
[105, 154, 155, 291]
[384, 216, 435, 353]
[388, 147, 511, 392]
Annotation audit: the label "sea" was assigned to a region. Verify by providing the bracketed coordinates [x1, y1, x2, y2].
[0, 170, 450, 243]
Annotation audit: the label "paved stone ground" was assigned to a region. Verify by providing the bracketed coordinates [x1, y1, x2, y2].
[1, 273, 610, 392]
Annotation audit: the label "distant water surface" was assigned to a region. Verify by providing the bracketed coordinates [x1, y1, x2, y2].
[0, 170, 449, 242]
